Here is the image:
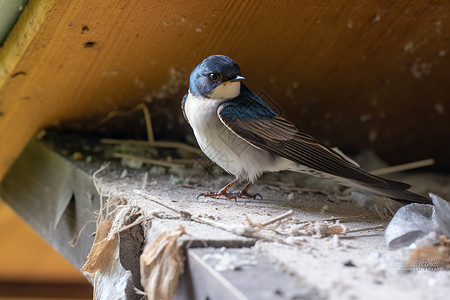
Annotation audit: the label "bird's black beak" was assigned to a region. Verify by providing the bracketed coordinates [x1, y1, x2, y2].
[230, 75, 245, 82]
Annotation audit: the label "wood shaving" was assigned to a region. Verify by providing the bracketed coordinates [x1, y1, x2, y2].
[140, 226, 186, 300]
[81, 220, 119, 276]
[246, 210, 293, 230]
[288, 221, 348, 238]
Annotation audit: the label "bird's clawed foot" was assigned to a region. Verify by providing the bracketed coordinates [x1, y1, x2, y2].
[237, 190, 263, 200]
[197, 178, 239, 200]
[236, 182, 263, 199]
[197, 180, 263, 200]
[197, 191, 237, 200]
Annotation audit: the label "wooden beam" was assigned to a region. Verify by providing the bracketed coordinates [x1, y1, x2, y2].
[1, 138, 446, 299]
[0, 139, 99, 271]
[0, 0, 57, 180]
[183, 248, 319, 300]
[0, 139, 257, 298]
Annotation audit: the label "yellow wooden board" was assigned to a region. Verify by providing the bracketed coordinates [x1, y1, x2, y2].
[0, 0, 449, 180]
[0, 200, 88, 283]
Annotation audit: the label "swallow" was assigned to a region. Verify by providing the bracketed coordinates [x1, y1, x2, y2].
[181, 55, 430, 203]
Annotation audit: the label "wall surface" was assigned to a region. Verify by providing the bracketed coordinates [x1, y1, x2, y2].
[0, 0, 449, 181]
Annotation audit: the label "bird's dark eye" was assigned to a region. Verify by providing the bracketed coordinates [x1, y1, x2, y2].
[208, 73, 219, 82]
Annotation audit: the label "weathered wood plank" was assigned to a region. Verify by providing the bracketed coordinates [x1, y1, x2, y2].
[2, 138, 449, 299]
[1, 0, 450, 181]
[0, 139, 258, 299]
[0, 139, 99, 271]
[182, 248, 320, 300]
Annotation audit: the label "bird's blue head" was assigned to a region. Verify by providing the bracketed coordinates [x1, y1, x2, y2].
[189, 55, 245, 99]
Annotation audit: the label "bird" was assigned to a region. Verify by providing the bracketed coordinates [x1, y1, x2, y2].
[181, 54, 430, 204]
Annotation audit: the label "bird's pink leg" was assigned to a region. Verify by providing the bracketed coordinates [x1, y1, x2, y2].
[197, 178, 239, 200]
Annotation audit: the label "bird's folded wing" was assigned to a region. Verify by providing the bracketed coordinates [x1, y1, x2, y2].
[217, 99, 410, 190]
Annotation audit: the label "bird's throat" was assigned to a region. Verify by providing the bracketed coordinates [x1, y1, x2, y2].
[208, 81, 241, 99]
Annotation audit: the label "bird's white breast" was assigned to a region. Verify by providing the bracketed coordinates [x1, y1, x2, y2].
[184, 92, 294, 182]
[184, 93, 238, 173]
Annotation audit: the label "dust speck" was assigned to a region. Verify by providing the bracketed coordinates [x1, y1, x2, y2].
[435, 21, 442, 34]
[102, 71, 118, 77]
[134, 77, 145, 89]
[369, 130, 378, 142]
[360, 114, 372, 123]
[410, 59, 431, 79]
[404, 41, 415, 53]
[434, 103, 445, 115]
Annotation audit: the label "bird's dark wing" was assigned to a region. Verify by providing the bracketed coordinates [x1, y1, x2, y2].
[181, 93, 189, 124]
[217, 92, 411, 192]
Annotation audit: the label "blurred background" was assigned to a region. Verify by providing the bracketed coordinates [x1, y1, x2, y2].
[0, 202, 92, 299]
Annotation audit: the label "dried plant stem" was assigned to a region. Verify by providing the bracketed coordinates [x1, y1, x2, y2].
[92, 162, 111, 226]
[135, 190, 384, 245]
[113, 152, 184, 169]
[136, 191, 299, 244]
[346, 225, 385, 233]
[110, 215, 153, 235]
[87, 102, 202, 156]
[295, 214, 369, 224]
[262, 181, 352, 201]
[135, 190, 191, 218]
[102, 138, 203, 155]
[260, 210, 293, 227]
[140, 103, 154, 143]
[70, 220, 97, 247]
[370, 158, 435, 175]
[87, 103, 148, 130]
